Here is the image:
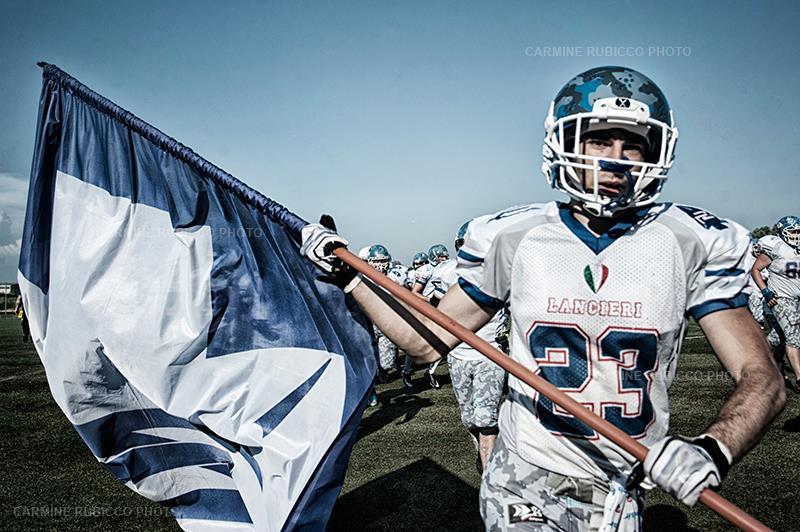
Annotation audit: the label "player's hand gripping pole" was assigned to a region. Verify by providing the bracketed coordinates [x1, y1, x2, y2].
[334, 247, 772, 532]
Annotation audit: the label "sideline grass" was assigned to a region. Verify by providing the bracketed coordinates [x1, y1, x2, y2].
[1, 316, 798, 530]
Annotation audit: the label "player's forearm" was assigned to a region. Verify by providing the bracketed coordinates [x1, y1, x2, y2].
[705, 357, 785, 459]
[750, 268, 767, 291]
[350, 277, 459, 363]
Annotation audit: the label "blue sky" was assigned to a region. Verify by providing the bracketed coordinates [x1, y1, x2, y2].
[1, 0, 799, 280]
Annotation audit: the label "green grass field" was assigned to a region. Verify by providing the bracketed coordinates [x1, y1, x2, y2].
[1, 316, 798, 531]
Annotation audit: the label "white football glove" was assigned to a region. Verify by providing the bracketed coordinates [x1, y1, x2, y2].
[643, 434, 732, 507]
[299, 223, 360, 291]
[300, 223, 349, 273]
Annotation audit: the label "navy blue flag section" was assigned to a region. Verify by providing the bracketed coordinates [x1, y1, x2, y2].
[18, 63, 377, 532]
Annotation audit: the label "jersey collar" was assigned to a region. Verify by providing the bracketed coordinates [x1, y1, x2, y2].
[557, 202, 656, 254]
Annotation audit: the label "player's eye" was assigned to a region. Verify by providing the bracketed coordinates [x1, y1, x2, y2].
[623, 144, 645, 160]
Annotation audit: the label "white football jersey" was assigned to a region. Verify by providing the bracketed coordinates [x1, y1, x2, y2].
[757, 235, 800, 298]
[414, 263, 434, 287]
[422, 260, 450, 299]
[386, 263, 409, 287]
[456, 202, 751, 481]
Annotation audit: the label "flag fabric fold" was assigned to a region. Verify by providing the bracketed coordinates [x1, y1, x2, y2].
[18, 62, 377, 531]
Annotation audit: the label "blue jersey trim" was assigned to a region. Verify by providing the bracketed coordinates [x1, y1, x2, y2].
[457, 277, 505, 310]
[457, 249, 483, 263]
[689, 291, 749, 320]
[557, 203, 650, 255]
[705, 267, 746, 277]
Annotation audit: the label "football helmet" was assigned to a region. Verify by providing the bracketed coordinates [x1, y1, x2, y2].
[542, 66, 679, 217]
[412, 252, 430, 269]
[357, 246, 371, 261]
[776, 216, 800, 250]
[455, 221, 470, 251]
[750, 239, 763, 258]
[428, 244, 449, 265]
[367, 244, 392, 273]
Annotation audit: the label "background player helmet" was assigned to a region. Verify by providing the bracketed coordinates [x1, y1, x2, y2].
[412, 252, 429, 269]
[542, 66, 679, 218]
[427, 244, 449, 265]
[455, 221, 470, 251]
[776, 216, 800, 250]
[750, 239, 763, 258]
[367, 244, 392, 273]
[357, 246, 370, 261]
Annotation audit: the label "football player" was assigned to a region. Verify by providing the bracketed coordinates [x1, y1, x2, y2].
[300, 66, 784, 529]
[429, 221, 507, 473]
[402, 250, 438, 389]
[418, 244, 452, 388]
[751, 217, 800, 391]
[367, 244, 401, 385]
[411, 250, 436, 300]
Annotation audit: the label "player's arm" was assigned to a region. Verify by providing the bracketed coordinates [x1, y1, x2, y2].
[411, 282, 429, 301]
[699, 306, 785, 458]
[750, 253, 777, 307]
[350, 278, 493, 363]
[298, 222, 494, 362]
[644, 307, 785, 506]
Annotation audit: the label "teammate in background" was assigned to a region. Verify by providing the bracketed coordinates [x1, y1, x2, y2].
[401, 251, 435, 390]
[387, 260, 409, 288]
[419, 244, 451, 388]
[411, 250, 437, 300]
[366, 244, 402, 385]
[429, 222, 507, 473]
[747, 240, 768, 326]
[752, 216, 800, 392]
[301, 66, 784, 529]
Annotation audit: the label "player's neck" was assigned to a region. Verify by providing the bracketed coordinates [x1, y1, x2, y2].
[569, 203, 642, 236]
[569, 204, 618, 236]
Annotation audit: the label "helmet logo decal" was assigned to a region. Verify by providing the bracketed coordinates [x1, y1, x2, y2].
[615, 97, 631, 108]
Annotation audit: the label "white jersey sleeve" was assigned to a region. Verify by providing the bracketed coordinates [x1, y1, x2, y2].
[659, 204, 752, 319]
[456, 204, 549, 309]
[758, 235, 786, 260]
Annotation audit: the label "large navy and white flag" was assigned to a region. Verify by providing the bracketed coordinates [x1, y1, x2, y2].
[18, 63, 377, 531]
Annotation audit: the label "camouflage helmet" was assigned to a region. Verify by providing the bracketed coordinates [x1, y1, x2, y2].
[455, 221, 470, 251]
[776, 216, 800, 250]
[367, 244, 392, 273]
[543, 66, 679, 218]
[427, 244, 449, 265]
[412, 251, 429, 269]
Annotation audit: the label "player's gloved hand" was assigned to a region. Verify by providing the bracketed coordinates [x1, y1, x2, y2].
[762, 287, 777, 307]
[643, 434, 732, 507]
[300, 223, 360, 291]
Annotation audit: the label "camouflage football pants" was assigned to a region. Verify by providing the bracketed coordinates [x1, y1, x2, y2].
[748, 291, 766, 324]
[374, 326, 398, 371]
[480, 437, 642, 531]
[767, 298, 800, 349]
[448, 354, 506, 429]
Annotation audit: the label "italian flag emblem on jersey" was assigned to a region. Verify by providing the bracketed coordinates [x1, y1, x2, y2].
[584, 264, 609, 293]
